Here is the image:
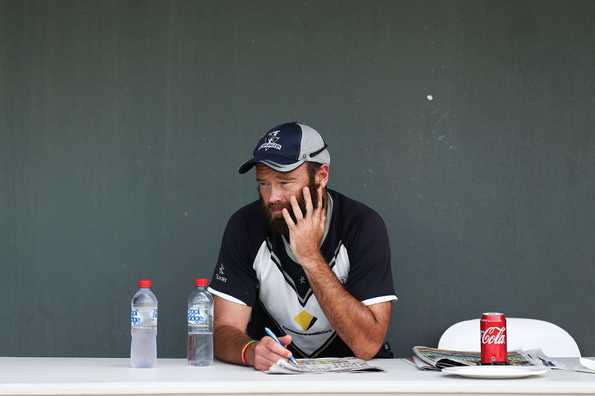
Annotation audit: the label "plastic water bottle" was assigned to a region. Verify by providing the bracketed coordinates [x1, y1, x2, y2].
[130, 279, 158, 368]
[187, 278, 213, 366]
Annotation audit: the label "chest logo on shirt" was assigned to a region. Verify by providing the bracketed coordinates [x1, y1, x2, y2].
[294, 309, 317, 331]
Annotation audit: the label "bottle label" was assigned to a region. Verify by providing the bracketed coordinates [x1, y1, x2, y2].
[187, 304, 209, 329]
[131, 307, 158, 328]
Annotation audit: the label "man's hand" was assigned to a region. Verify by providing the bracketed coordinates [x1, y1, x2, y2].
[214, 298, 295, 370]
[249, 335, 293, 371]
[281, 186, 326, 267]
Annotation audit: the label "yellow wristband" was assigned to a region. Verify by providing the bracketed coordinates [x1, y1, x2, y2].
[241, 340, 257, 365]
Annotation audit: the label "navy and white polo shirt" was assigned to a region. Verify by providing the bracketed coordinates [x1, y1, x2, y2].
[208, 189, 398, 358]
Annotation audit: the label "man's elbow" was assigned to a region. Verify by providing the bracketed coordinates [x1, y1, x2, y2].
[351, 338, 384, 360]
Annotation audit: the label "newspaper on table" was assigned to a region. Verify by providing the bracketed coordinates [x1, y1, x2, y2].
[523, 349, 595, 374]
[411, 346, 595, 374]
[265, 357, 384, 374]
[411, 346, 535, 370]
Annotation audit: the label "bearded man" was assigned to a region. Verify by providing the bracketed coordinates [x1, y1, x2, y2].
[208, 122, 397, 371]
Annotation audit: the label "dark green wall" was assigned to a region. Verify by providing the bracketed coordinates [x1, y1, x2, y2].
[1, 0, 594, 358]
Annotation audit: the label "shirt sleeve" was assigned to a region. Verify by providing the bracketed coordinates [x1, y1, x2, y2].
[343, 211, 398, 305]
[208, 211, 258, 307]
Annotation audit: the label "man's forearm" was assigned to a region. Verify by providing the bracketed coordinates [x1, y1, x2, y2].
[214, 324, 254, 365]
[302, 255, 388, 360]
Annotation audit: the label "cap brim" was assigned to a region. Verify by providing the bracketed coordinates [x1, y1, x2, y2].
[238, 159, 257, 174]
[238, 159, 305, 174]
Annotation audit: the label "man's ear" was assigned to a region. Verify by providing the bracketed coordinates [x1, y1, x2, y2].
[317, 164, 330, 188]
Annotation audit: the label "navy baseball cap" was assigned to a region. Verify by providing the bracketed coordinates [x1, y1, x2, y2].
[238, 122, 330, 174]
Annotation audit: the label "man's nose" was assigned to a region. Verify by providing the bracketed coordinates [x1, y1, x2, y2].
[268, 185, 284, 204]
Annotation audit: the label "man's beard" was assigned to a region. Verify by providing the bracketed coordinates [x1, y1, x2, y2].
[260, 180, 324, 239]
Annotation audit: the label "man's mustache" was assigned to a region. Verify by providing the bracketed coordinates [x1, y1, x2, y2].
[268, 204, 289, 212]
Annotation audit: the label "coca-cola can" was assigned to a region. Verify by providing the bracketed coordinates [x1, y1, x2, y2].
[480, 312, 507, 364]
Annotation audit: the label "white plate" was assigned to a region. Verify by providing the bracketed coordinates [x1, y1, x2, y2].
[580, 357, 595, 371]
[442, 365, 549, 379]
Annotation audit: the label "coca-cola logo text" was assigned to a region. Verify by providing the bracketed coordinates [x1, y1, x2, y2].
[481, 327, 506, 344]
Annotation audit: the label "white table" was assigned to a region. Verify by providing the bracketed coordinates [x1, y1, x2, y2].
[0, 358, 594, 396]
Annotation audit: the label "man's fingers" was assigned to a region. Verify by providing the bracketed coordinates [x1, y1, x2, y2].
[281, 208, 295, 229]
[303, 187, 313, 214]
[279, 334, 293, 346]
[316, 186, 325, 223]
[263, 337, 293, 358]
[253, 337, 294, 371]
[290, 196, 304, 221]
[253, 354, 277, 371]
[317, 186, 323, 211]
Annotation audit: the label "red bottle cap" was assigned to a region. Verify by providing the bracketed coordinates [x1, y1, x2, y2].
[195, 278, 209, 287]
[137, 279, 153, 288]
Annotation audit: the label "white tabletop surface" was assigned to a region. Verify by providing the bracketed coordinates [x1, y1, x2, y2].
[0, 357, 594, 396]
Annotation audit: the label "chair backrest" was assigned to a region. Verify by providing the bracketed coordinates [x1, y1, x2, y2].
[437, 317, 580, 357]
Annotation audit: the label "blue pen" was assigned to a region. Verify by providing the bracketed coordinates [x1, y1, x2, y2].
[264, 327, 298, 366]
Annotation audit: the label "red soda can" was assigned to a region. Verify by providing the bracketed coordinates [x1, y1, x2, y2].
[480, 312, 507, 364]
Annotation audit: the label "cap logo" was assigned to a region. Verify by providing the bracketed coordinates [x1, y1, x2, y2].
[258, 130, 283, 151]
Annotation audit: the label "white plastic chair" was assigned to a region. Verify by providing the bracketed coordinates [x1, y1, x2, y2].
[438, 317, 580, 357]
